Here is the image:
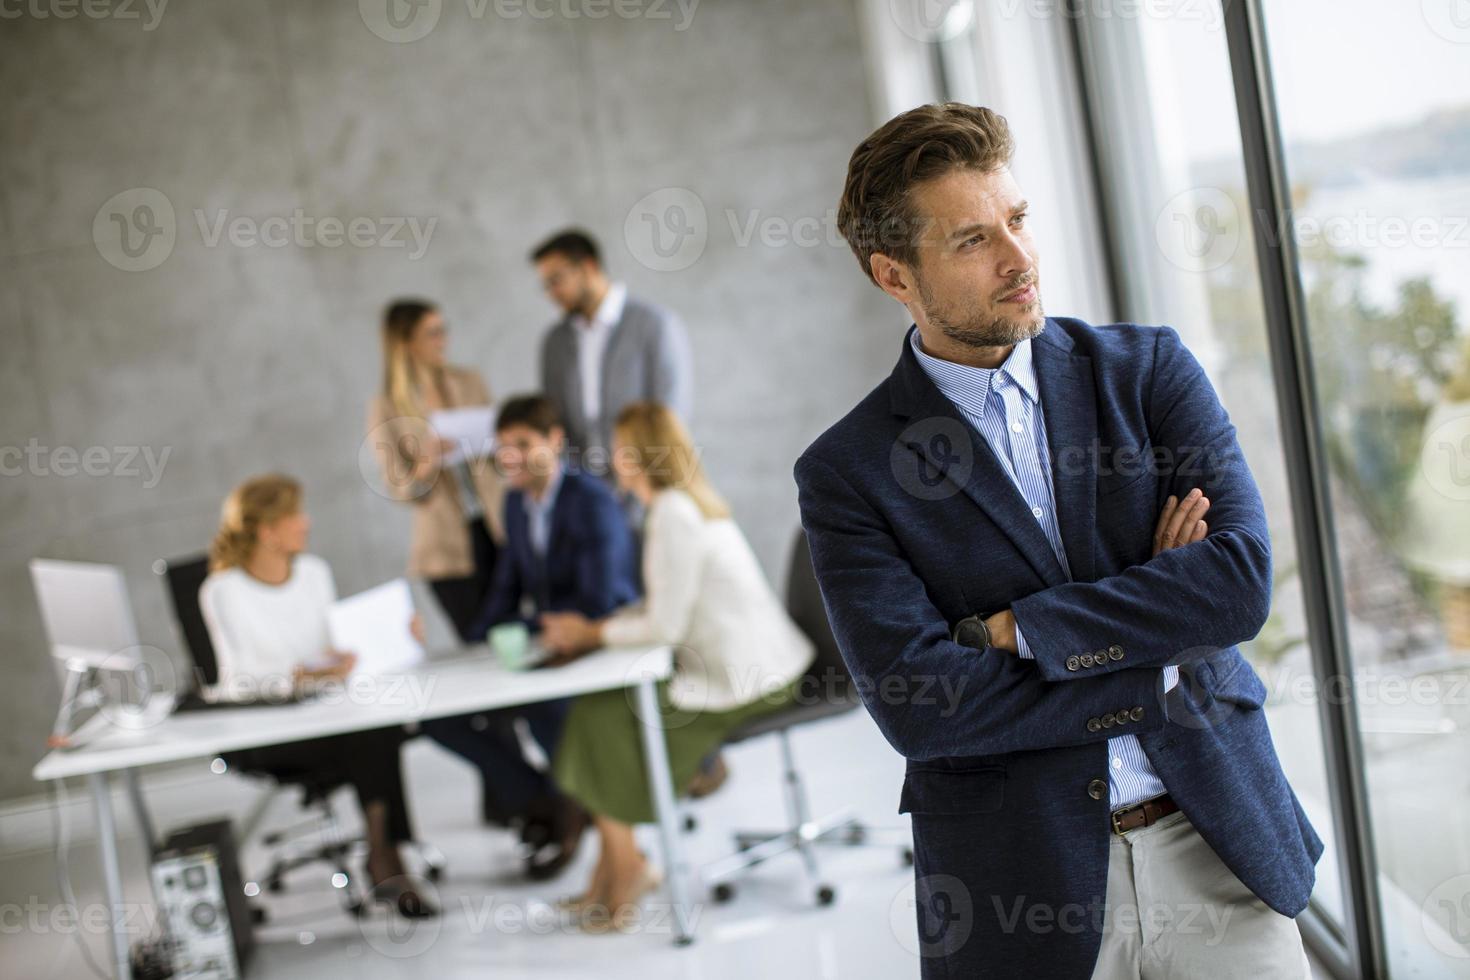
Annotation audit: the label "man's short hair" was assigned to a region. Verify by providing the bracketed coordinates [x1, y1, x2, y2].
[530, 228, 601, 267]
[837, 103, 1015, 286]
[495, 395, 562, 436]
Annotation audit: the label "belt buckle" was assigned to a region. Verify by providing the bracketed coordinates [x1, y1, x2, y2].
[1110, 803, 1135, 835]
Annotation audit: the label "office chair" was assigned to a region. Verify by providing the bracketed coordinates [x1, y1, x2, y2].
[157, 555, 445, 917]
[700, 531, 912, 907]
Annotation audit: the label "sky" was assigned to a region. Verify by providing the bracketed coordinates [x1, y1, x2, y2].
[1138, 0, 1470, 159]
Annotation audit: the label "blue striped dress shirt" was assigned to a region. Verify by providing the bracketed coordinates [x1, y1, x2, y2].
[910, 330, 1175, 809]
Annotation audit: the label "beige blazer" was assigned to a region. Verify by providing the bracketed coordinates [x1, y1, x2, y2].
[366, 365, 506, 580]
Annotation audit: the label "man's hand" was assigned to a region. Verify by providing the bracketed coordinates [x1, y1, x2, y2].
[986, 490, 1211, 657]
[1153, 488, 1210, 556]
[538, 611, 602, 663]
[982, 609, 1018, 654]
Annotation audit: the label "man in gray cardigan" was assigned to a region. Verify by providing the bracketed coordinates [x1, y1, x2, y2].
[532, 229, 693, 476]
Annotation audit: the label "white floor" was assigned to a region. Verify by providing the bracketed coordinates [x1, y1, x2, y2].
[2, 709, 927, 980]
[2, 707, 1334, 979]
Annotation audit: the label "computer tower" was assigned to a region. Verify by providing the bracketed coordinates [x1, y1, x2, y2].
[150, 819, 254, 979]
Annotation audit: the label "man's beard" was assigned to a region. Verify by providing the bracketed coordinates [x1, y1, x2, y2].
[918, 274, 1045, 349]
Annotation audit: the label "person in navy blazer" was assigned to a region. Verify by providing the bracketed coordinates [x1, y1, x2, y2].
[469, 405, 641, 639]
[426, 394, 640, 881]
[796, 104, 1321, 978]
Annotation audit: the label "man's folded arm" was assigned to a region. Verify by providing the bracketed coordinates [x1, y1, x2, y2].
[795, 452, 1166, 762]
[1012, 325, 1273, 682]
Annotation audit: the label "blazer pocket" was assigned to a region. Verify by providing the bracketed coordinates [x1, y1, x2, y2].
[899, 767, 1006, 815]
[1096, 440, 1156, 497]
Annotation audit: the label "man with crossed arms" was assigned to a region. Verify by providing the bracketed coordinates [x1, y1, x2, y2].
[795, 103, 1320, 978]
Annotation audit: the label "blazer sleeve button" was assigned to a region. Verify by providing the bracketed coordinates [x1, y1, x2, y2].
[1065, 655, 1081, 671]
[1086, 717, 1102, 733]
[1087, 778, 1107, 800]
[1108, 645, 1125, 661]
[1080, 653, 1095, 668]
[1129, 706, 1144, 722]
[1101, 713, 1116, 729]
[1115, 708, 1131, 725]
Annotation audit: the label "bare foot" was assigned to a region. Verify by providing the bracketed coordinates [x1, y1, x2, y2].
[580, 857, 661, 934]
[559, 858, 612, 912]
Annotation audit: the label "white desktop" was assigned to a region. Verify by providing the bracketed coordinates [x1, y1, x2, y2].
[29, 559, 148, 746]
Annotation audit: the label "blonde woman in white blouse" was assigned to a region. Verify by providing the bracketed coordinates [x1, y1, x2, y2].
[540, 402, 814, 933]
[199, 474, 434, 918]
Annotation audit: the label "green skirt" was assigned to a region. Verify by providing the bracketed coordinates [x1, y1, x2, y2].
[552, 678, 800, 825]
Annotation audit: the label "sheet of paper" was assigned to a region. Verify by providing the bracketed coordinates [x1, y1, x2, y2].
[429, 407, 495, 466]
[327, 579, 425, 675]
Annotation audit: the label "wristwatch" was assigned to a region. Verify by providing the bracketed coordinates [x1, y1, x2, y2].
[952, 614, 993, 651]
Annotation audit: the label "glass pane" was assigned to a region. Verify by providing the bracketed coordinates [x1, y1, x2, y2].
[1079, 0, 1348, 930]
[1261, 0, 1470, 972]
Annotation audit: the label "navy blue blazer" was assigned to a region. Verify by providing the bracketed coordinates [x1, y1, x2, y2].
[469, 469, 640, 640]
[795, 318, 1321, 977]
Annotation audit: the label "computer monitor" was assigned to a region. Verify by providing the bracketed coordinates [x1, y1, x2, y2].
[29, 559, 142, 670]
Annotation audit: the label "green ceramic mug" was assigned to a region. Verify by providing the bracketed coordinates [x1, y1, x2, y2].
[489, 622, 532, 670]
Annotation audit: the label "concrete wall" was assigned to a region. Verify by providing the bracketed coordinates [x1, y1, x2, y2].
[0, 0, 901, 803]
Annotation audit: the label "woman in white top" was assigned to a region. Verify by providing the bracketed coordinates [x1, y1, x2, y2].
[199, 474, 434, 918]
[540, 402, 814, 932]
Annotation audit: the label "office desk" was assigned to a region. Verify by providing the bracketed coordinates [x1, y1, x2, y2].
[32, 644, 690, 979]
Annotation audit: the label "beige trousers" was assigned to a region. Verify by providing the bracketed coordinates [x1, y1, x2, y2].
[1090, 809, 1312, 979]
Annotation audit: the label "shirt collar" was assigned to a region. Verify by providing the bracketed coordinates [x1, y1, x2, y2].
[909, 328, 1039, 418]
[526, 466, 564, 512]
[574, 281, 626, 332]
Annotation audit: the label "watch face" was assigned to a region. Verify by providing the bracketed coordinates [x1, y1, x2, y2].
[955, 618, 988, 650]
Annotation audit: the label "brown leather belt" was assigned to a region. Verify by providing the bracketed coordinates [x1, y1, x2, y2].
[1111, 793, 1180, 835]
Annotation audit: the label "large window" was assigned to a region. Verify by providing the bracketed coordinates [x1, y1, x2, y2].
[1259, 0, 1470, 972]
[878, 0, 1470, 971]
[1071, 0, 1350, 933]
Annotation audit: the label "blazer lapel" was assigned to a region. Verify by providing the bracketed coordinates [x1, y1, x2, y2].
[891, 330, 1069, 589]
[545, 474, 574, 566]
[506, 493, 538, 587]
[1032, 331, 1098, 584]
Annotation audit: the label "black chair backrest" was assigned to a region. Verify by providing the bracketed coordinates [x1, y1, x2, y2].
[785, 530, 853, 697]
[159, 555, 219, 691]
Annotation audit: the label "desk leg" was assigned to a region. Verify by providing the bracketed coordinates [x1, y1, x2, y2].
[87, 772, 133, 980]
[634, 675, 695, 946]
[122, 768, 157, 850]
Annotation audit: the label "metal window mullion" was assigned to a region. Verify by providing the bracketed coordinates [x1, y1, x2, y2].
[1220, 0, 1389, 977]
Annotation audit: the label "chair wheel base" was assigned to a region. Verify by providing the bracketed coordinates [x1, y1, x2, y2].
[712, 882, 736, 904]
[815, 885, 836, 906]
[902, 848, 914, 867]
